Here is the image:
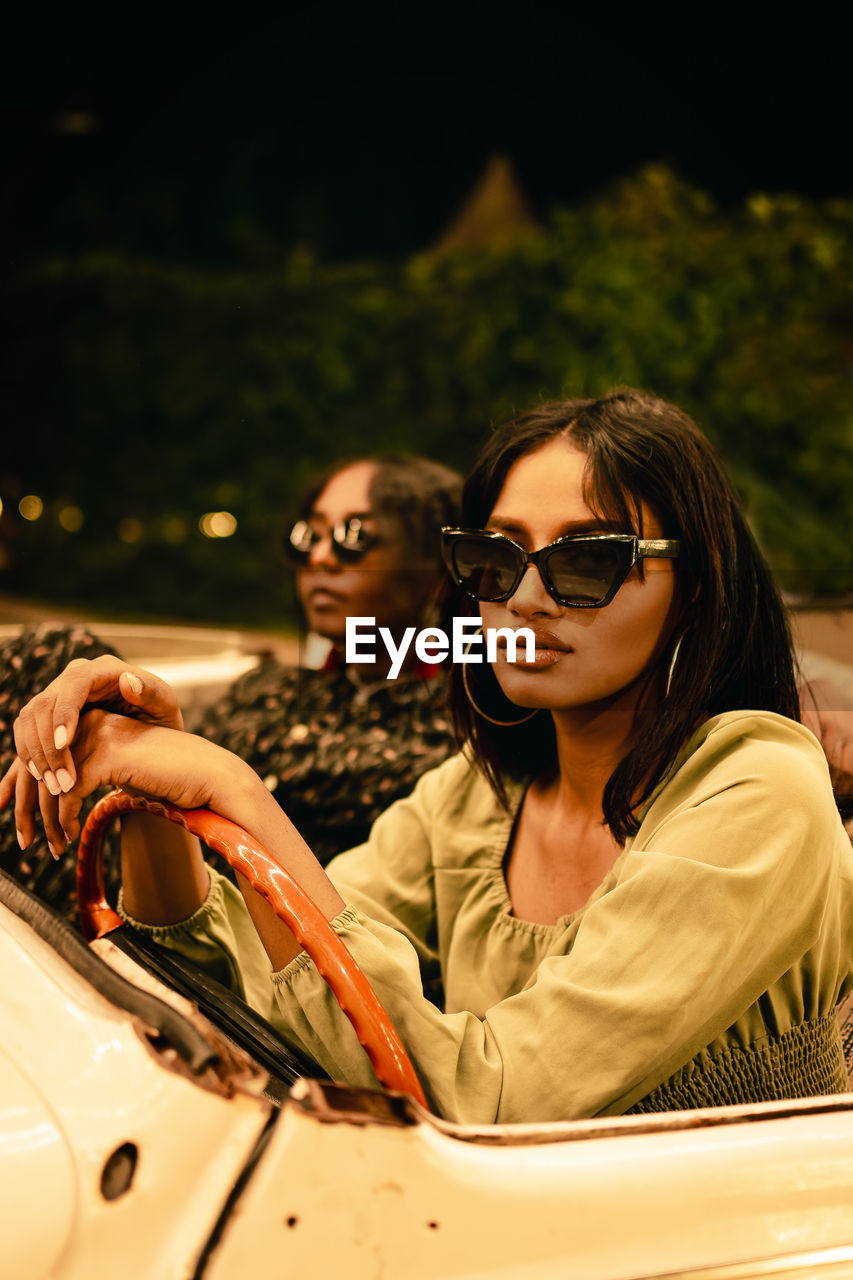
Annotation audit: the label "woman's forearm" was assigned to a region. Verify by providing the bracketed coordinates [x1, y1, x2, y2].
[103, 718, 346, 963]
[210, 758, 347, 968]
[120, 812, 210, 925]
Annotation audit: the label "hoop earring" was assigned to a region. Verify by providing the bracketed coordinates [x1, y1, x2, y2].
[665, 632, 685, 699]
[461, 631, 539, 727]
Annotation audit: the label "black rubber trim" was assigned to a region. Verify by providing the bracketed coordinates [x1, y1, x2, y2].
[110, 926, 328, 1088]
[0, 869, 219, 1076]
[191, 1107, 280, 1279]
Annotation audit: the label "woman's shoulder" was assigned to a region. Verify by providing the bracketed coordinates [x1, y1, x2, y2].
[410, 748, 482, 797]
[355, 749, 513, 877]
[641, 709, 837, 831]
[195, 659, 337, 722]
[407, 749, 507, 824]
[683, 709, 828, 776]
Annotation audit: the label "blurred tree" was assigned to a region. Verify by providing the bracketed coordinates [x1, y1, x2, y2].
[3, 166, 851, 623]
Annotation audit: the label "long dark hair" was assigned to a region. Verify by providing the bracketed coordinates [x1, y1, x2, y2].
[449, 389, 801, 842]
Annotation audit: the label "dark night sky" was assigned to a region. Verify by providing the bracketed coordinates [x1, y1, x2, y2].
[2, 5, 849, 262]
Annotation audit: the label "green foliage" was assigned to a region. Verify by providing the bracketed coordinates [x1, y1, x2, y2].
[3, 166, 852, 623]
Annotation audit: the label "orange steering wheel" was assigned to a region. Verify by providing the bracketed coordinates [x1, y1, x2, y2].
[78, 789, 427, 1109]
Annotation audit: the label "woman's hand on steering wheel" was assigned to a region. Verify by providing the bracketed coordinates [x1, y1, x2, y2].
[0, 656, 184, 849]
[4, 707, 210, 858]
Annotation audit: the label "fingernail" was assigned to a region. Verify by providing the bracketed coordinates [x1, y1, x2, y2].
[54, 725, 68, 749]
[27, 761, 42, 782]
[125, 673, 143, 695]
[55, 768, 74, 793]
[47, 842, 61, 861]
[16, 829, 26, 850]
[43, 770, 61, 797]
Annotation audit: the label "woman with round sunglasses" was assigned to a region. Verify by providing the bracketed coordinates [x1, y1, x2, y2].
[0, 455, 461, 919]
[7, 388, 853, 1123]
[191, 454, 462, 863]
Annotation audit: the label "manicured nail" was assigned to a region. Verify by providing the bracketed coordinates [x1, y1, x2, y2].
[43, 770, 61, 797]
[55, 768, 74, 793]
[16, 829, 26, 850]
[54, 725, 68, 750]
[27, 761, 42, 782]
[47, 842, 61, 861]
[125, 673, 143, 695]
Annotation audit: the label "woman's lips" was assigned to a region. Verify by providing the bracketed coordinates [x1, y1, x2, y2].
[496, 631, 572, 668]
[513, 646, 570, 668]
[305, 586, 347, 608]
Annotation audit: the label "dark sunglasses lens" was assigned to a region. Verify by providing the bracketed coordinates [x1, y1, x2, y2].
[545, 540, 630, 604]
[287, 518, 377, 565]
[332, 518, 374, 563]
[286, 520, 316, 563]
[333, 541, 367, 564]
[452, 537, 521, 599]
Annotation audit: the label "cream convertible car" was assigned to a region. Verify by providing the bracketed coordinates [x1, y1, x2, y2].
[3, 781, 853, 1280]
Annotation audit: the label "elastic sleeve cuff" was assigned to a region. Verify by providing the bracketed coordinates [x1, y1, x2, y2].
[270, 904, 363, 985]
[116, 872, 217, 941]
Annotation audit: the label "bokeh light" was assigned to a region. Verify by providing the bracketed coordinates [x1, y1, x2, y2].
[58, 505, 84, 532]
[19, 495, 43, 521]
[199, 510, 237, 539]
[117, 517, 144, 544]
[161, 515, 189, 544]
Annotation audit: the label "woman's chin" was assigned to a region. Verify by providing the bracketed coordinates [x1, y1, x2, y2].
[493, 649, 568, 693]
[492, 669, 558, 711]
[302, 604, 346, 639]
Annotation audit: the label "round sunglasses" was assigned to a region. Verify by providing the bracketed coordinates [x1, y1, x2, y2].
[441, 527, 680, 608]
[287, 516, 380, 565]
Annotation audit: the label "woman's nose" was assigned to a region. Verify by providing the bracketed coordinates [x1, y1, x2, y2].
[506, 563, 561, 617]
[307, 532, 340, 570]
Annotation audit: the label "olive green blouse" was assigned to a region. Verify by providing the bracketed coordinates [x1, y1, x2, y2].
[124, 711, 853, 1124]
